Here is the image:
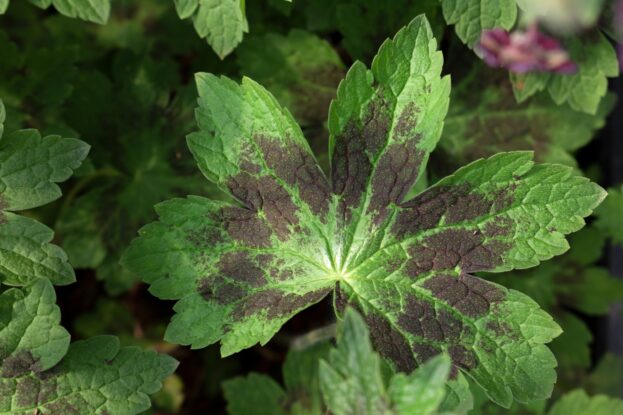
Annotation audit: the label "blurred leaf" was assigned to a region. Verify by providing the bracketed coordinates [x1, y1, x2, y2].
[223, 341, 331, 415]
[547, 389, 623, 415]
[319, 309, 460, 415]
[237, 30, 345, 127]
[595, 185, 623, 248]
[511, 32, 619, 114]
[442, 67, 615, 167]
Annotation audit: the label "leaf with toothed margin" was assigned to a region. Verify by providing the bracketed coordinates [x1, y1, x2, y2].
[27, 0, 111, 24]
[0, 335, 178, 415]
[123, 15, 605, 408]
[440, 0, 517, 46]
[0, 279, 70, 376]
[0, 126, 88, 286]
[173, 0, 248, 59]
[319, 309, 461, 415]
[441, 67, 615, 168]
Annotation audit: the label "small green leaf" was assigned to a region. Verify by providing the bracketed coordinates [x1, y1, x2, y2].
[223, 374, 289, 415]
[0, 213, 74, 286]
[0, 279, 70, 375]
[0, 0, 8, 14]
[319, 309, 454, 415]
[175, 0, 248, 58]
[0, 335, 178, 415]
[549, 312, 592, 372]
[441, 0, 517, 46]
[511, 32, 619, 114]
[547, 390, 623, 415]
[594, 185, 623, 248]
[0, 129, 89, 211]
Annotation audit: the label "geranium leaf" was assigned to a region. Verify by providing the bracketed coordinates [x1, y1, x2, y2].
[124, 16, 605, 408]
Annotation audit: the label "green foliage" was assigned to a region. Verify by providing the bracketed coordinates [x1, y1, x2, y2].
[224, 341, 331, 415]
[441, 67, 615, 168]
[1, 0, 110, 23]
[173, 0, 248, 58]
[0, 116, 89, 286]
[510, 32, 619, 114]
[486, 226, 623, 378]
[0, 279, 69, 374]
[440, 0, 517, 46]
[319, 309, 457, 415]
[0, 335, 177, 415]
[224, 309, 462, 415]
[547, 390, 623, 415]
[594, 185, 623, 247]
[237, 29, 345, 128]
[124, 15, 607, 409]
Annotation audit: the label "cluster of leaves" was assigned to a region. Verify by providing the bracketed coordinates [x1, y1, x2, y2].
[1, 0, 622, 414]
[0, 99, 176, 413]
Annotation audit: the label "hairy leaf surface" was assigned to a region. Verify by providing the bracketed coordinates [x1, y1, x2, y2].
[0, 335, 177, 415]
[3, 0, 110, 23]
[0, 279, 70, 376]
[124, 16, 605, 408]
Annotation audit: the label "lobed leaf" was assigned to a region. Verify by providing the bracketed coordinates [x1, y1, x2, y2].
[0, 335, 178, 415]
[0, 279, 70, 376]
[125, 15, 606, 408]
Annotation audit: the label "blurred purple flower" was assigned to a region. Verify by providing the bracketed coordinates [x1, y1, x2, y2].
[476, 24, 577, 74]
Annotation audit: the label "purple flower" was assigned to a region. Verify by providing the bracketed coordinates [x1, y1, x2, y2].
[476, 24, 578, 74]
